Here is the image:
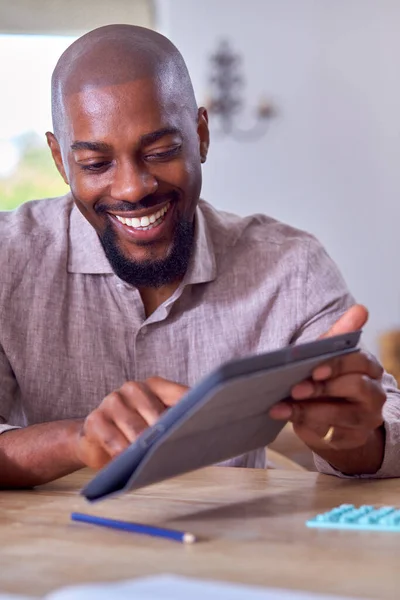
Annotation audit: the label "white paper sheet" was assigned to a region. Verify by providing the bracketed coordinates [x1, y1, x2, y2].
[45, 574, 369, 600]
[0, 575, 370, 600]
[0, 595, 33, 600]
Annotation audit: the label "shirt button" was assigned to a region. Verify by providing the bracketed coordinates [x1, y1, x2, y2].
[140, 326, 147, 335]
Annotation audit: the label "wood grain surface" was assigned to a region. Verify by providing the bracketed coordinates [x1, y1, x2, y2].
[1, 467, 399, 598]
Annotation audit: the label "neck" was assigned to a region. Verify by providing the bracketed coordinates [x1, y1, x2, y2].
[138, 279, 182, 318]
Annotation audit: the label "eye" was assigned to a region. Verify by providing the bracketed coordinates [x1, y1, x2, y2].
[79, 161, 111, 173]
[144, 145, 182, 162]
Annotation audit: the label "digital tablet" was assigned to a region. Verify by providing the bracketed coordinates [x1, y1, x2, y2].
[82, 330, 361, 501]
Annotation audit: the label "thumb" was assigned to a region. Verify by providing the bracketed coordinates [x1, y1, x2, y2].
[145, 376, 189, 407]
[320, 304, 368, 339]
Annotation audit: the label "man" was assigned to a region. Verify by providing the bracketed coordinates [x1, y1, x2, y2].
[0, 24, 398, 488]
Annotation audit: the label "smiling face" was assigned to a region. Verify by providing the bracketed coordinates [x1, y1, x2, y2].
[47, 67, 209, 288]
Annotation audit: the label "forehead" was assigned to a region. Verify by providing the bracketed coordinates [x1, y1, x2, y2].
[63, 77, 185, 141]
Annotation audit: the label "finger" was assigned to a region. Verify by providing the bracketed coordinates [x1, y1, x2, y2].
[117, 382, 166, 424]
[77, 423, 110, 469]
[320, 304, 368, 339]
[287, 399, 384, 432]
[269, 398, 380, 430]
[311, 352, 383, 382]
[292, 422, 369, 451]
[144, 376, 189, 407]
[291, 373, 386, 409]
[113, 410, 148, 444]
[104, 395, 148, 443]
[84, 411, 131, 458]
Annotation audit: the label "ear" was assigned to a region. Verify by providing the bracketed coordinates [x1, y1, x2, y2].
[46, 132, 69, 185]
[197, 107, 210, 164]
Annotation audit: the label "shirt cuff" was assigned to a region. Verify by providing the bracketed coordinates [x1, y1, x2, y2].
[0, 424, 21, 435]
[313, 415, 400, 478]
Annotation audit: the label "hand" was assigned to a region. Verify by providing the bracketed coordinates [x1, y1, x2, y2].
[270, 305, 386, 454]
[75, 377, 188, 469]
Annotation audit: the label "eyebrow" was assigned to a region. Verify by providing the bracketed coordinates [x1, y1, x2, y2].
[70, 127, 182, 153]
[70, 141, 112, 152]
[140, 127, 182, 146]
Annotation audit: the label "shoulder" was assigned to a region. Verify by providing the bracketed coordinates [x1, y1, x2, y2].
[199, 199, 322, 263]
[199, 202, 353, 344]
[0, 195, 72, 239]
[0, 195, 72, 270]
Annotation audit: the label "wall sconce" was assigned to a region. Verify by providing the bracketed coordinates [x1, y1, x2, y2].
[204, 40, 275, 141]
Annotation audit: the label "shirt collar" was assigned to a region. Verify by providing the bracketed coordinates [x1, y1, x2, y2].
[68, 202, 113, 274]
[67, 200, 217, 284]
[183, 202, 217, 286]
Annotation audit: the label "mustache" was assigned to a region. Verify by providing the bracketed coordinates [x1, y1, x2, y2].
[95, 191, 179, 215]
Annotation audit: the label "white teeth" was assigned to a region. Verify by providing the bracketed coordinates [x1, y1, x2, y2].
[115, 201, 170, 230]
[140, 216, 150, 227]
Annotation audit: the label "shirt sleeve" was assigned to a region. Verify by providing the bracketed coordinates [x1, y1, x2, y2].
[293, 236, 400, 477]
[292, 236, 355, 345]
[0, 342, 20, 434]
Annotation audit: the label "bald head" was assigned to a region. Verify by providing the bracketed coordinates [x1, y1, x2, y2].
[51, 24, 197, 138]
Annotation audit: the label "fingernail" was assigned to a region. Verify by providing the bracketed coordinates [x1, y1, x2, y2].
[313, 365, 332, 381]
[291, 381, 314, 399]
[270, 403, 292, 420]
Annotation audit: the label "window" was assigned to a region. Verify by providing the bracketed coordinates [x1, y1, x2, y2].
[0, 35, 75, 209]
[0, 0, 154, 210]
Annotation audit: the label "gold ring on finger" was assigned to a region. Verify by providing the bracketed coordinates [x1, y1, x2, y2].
[322, 425, 335, 444]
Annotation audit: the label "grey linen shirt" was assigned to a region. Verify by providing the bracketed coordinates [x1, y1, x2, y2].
[0, 195, 399, 476]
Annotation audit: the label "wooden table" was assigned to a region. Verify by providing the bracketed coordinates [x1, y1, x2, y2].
[1, 467, 399, 599]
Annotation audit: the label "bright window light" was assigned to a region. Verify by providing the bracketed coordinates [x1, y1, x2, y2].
[0, 35, 75, 209]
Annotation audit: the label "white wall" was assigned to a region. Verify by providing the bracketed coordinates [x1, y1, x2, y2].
[0, 0, 153, 35]
[156, 0, 400, 353]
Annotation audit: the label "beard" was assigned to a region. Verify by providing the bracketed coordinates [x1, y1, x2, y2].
[98, 216, 195, 288]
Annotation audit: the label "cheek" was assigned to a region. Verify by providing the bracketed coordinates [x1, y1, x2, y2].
[68, 172, 110, 234]
[164, 160, 201, 217]
[69, 170, 109, 205]
[183, 142, 203, 198]
[183, 160, 202, 201]
[64, 153, 108, 204]
[170, 153, 202, 194]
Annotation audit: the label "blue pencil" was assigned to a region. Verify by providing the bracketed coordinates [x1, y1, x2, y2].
[70, 512, 196, 544]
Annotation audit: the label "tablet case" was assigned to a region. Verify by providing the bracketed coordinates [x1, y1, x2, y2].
[83, 331, 361, 501]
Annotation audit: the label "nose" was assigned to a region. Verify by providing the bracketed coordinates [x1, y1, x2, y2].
[110, 159, 158, 203]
